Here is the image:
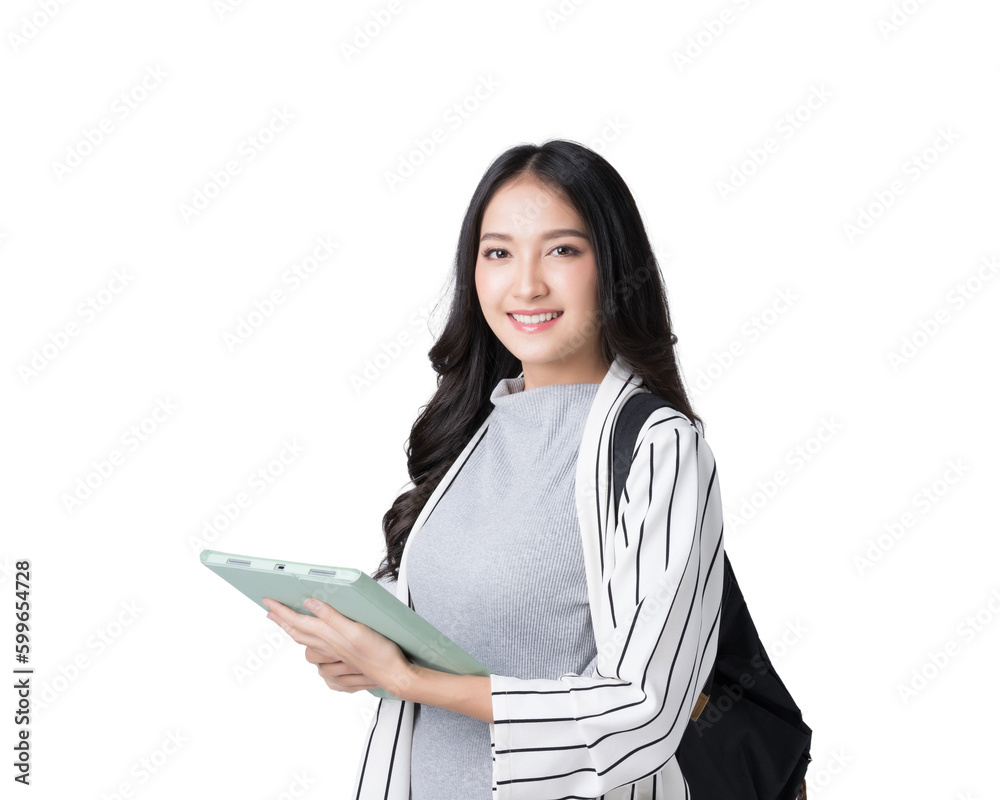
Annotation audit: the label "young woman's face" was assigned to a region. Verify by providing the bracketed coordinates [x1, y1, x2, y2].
[475, 176, 609, 390]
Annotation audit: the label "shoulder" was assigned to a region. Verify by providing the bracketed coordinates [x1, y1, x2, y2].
[625, 393, 715, 467]
[620, 390, 703, 440]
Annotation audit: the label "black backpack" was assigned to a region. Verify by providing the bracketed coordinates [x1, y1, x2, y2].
[612, 391, 813, 800]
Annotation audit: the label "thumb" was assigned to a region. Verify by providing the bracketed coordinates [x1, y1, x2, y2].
[304, 596, 344, 621]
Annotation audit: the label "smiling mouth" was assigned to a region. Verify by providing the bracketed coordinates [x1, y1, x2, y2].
[508, 311, 564, 324]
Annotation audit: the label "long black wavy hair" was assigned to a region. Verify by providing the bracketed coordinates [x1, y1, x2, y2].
[373, 139, 703, 583]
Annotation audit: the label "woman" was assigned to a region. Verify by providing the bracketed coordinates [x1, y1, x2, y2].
[263, 139, 726, 799]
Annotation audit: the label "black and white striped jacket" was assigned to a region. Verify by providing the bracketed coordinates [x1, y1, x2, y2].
[352, 354, 725, 799]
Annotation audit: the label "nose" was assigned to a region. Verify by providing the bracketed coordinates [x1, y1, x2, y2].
[513, 254, 547, 301]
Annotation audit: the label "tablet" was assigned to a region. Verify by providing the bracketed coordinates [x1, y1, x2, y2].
[200, 549, 491, 701]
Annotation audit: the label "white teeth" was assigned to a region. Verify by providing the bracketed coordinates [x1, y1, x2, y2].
[511, 311, 563, 324]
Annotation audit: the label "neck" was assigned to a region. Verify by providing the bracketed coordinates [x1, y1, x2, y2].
[521, 354, 610, 392]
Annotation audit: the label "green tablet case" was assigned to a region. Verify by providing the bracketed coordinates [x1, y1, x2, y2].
[200, 549, 491, 700]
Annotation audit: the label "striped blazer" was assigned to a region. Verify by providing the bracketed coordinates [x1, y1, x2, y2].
[352, 353, 726, 799]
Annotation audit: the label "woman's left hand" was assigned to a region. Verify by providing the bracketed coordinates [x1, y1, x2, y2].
[262, 596, 416, 698]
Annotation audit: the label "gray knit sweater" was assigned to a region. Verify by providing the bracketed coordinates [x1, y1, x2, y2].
[405, 375, 601, 799]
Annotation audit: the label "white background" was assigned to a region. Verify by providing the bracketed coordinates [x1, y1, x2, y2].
[3, 0, 998, 797]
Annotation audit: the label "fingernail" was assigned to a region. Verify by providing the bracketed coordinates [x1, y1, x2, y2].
[304, 598, 319, 611]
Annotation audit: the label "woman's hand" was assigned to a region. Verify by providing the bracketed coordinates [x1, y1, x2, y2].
[262, 597, 417, 697]
[301, 645, 377, 693]
[261, 596, 494, 722]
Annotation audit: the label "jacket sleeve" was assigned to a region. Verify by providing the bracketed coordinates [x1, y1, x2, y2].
[489, 417, 725, 799]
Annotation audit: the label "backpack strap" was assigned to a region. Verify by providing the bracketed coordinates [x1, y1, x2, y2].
[611, 391, 716, 722]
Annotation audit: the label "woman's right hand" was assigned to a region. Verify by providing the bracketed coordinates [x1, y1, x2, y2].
[303, 646, 380, 693]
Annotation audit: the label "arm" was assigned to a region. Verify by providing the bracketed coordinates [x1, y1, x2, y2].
[396, 667, 493, 723]
[489, 417, 725, 799]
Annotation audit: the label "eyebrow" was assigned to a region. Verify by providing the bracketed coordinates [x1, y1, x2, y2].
[479, 228, 590, 243]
